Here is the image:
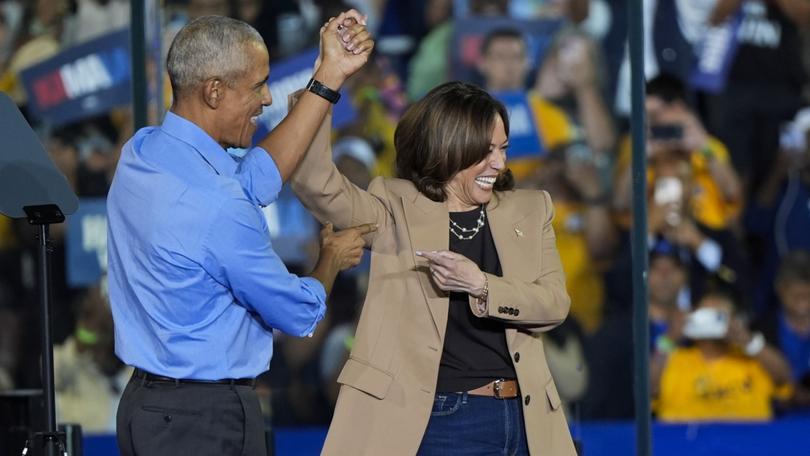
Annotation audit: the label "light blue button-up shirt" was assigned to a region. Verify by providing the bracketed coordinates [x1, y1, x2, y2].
[107, 112, 326, 380]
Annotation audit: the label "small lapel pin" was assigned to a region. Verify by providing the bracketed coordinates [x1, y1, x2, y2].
[514, 228, 523, 237]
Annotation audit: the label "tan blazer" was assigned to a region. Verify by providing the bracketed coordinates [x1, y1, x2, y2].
[290, 114, 577, 456]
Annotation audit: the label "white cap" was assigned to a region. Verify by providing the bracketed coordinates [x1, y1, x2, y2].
[683, 307, 730, 340]
[332, 136, 376, 170]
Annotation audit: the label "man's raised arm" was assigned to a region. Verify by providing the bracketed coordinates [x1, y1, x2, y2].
[258, 10, 374, 182]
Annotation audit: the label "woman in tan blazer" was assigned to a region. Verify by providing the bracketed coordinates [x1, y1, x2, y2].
[291, 81, 576, 455]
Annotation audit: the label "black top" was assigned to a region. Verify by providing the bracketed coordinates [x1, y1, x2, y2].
[729, 2, 806, 90]
[436, 205, 516, 393]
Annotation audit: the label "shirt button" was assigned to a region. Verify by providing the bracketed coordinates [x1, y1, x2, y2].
[514, 352, 520, 363]
[524, 395, 531, 406]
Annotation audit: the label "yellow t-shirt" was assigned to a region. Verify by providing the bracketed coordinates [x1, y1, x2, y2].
[616, 135, 741, 230]
[0, 36, 60, 105]
[347, 89, 398, 179]
[551, 201, 604, 333]
[0, 215, 16, 251]
[656, 346, 774, 422]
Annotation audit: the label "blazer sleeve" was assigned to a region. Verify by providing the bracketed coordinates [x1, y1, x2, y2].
[289, 109, 392, 247]
[469, 191, 571, 333]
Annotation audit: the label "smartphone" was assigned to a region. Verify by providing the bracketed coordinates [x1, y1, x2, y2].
[654, 177, 684, 226]
[650, 124, 684, 141]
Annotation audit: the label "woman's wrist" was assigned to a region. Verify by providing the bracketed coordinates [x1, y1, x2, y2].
[471, 273, 489, 317]
[471, 272, 489, 300]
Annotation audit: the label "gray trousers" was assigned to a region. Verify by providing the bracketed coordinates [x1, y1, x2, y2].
[116, 373, 268, 456]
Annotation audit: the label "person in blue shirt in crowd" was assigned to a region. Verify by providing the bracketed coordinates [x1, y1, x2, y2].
[746, 107, 810, 316]
[107, 12, 375, 456]
[754, 251, 810, 411]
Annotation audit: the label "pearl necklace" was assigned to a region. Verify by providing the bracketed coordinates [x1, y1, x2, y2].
[449, 206, 486, 240]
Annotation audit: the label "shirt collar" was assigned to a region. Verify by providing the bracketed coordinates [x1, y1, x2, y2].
[161, 111, 238, 177]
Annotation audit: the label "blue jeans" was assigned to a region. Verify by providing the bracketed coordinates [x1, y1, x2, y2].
[417, 392, 529, 456]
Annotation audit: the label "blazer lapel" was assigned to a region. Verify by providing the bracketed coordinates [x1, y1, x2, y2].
[402, 192, 450, 340]
[487, 193, 540, 345]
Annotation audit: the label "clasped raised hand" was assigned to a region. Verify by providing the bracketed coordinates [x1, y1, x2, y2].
[313, 9, 375, 89]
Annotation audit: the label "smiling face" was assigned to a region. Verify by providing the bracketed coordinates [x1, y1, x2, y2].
[217, 41, 272, 149]
[444, 114, 508, 211]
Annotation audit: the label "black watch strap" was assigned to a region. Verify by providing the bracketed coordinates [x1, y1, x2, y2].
[306, 78, 341, 104]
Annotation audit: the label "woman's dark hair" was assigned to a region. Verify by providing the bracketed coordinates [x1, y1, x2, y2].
[395, 81, 514, 202]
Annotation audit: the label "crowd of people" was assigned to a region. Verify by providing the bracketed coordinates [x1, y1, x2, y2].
[0, 0, 809, 440]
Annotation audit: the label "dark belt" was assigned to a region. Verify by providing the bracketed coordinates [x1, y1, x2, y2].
[133, 368, 256, 387]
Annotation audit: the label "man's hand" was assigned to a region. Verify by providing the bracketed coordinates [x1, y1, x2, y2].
[312, 10, 375, 90]
[416, 250, 487, 297]
[308, 222, 376, 296]
[680, 110, 710, 153]
[320, 222, 376, 270]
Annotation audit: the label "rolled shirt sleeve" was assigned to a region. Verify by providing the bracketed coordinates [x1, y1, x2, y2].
[203, 196, 326, 337]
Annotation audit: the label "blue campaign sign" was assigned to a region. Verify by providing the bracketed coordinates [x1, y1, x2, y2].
[66, 198, 108, 287]
[690, 11, 743, 93]
[492, 90, 544, 159]
[20, 29, 131, 126]
[451, 17, 562, 86]
[252, 48, 357, 142]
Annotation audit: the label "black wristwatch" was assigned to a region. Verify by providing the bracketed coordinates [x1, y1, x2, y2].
[306, 78, 341, 104]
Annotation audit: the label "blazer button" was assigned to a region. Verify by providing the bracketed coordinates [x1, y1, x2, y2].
[498, 306, 505, 314]
[509, 307, 516, 315]
[524, 395, 531, 406]
[514, 308, 520, 316]
[514, 352, 520, 363]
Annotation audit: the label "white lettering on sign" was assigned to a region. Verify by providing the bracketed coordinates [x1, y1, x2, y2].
[60, 54, 113, 99]
[264, 70, 312, 129]
[698, 26, 733, 73]
[81, 214, 108, 272]
[738, 11, 781, 49]
[507, 104, 533, 136]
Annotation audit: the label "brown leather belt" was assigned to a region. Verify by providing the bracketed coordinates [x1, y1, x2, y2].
[467, 379, 520, 399]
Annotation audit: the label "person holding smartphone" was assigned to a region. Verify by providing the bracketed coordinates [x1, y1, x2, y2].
[610, 76, 752, 310]
[613, 73, 743, 232]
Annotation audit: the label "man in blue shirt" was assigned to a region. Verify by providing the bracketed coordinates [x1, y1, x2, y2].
[108, 12, 375, 456]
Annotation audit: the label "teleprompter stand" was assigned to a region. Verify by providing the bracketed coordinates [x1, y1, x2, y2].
[0, 93, 79, 456]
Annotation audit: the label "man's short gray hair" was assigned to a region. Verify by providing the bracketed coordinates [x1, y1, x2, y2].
[167, 16, 264, 96]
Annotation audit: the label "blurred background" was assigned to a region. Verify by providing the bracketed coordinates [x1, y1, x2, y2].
[0, 0, 809, 455]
